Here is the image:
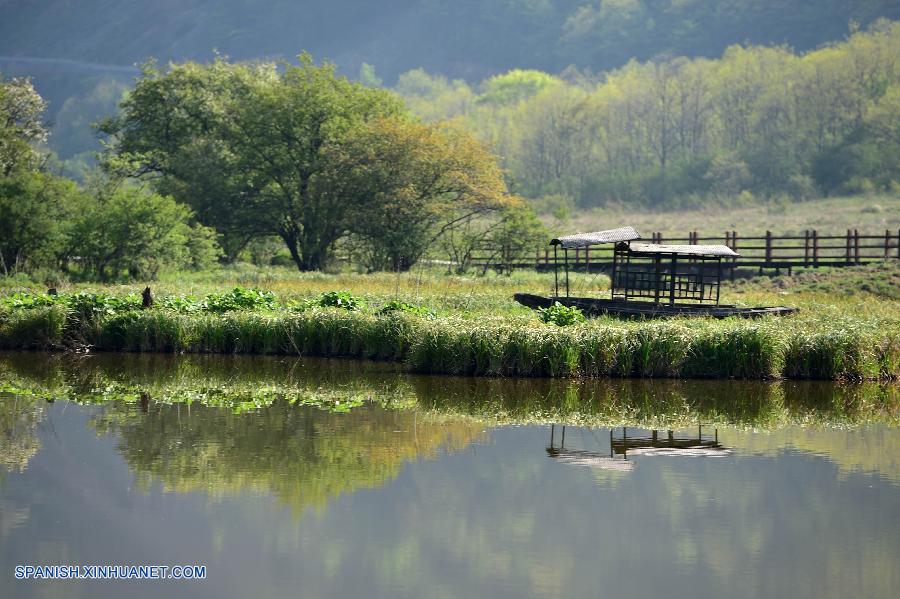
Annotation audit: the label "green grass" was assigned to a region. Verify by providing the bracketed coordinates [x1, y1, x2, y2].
[1, 263, 898, 381]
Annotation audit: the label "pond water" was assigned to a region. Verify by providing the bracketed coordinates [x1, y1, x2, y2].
[1, 352, 898, 598]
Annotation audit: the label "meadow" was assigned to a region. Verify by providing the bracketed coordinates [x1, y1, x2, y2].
[1, 261, 898, 381]
[557, 194, 900, 238]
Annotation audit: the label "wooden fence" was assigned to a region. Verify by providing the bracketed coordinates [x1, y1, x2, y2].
[470, 229, 900, 274]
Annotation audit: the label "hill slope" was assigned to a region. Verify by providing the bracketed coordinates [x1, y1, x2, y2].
[2, 0, 900, 81]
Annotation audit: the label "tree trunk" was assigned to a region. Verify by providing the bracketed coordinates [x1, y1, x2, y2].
[278, 230, 306, 271]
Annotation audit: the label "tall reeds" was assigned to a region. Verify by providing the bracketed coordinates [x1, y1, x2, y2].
[1, 303, 897, 380]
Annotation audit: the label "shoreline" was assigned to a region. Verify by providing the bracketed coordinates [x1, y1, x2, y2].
[1, 305, 896, 381]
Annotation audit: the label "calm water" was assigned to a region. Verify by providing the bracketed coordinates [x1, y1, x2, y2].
[1, 352, 898, 598]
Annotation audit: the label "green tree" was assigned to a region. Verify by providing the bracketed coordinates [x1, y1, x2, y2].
[0, 169, 83, 275]
[103, 55, 406, 271]
[476, 69, 562, 106]
[336, 118, 512, 271]
[479, 203, 547, 275]
[0, 74, 47, 176]
[68, 182, 219, 281]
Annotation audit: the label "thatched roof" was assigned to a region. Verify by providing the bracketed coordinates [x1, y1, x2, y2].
[551, 226, 641, 248]
[629, 243, 739, 257]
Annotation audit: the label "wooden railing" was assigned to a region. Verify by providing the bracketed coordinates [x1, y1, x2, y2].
[469, 229, 900, 273]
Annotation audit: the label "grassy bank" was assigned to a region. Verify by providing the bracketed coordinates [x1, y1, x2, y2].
[1, 282, 897, 380]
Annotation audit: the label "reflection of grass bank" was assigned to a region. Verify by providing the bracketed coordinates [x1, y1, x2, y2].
[2, 352, 897, 429]
[1, 300, 897, 380]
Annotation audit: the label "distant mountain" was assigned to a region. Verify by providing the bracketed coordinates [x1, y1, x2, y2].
[3, 0, 899, 167]
[2, 0, 899, 82]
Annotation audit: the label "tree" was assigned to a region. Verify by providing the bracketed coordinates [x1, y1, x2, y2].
[335, 118, 512, 271]
[103, 55, 407, 271]
[476, 69, 562, 107]
[0, 76, 82, 276]
[0, 74, 48, 176]
[0, 169, 83, 275]
[478, 203, 547, 275]
[68, 182, 220, 281]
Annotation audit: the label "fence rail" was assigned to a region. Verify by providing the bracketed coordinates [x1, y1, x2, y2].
[469, 229, 900, 274]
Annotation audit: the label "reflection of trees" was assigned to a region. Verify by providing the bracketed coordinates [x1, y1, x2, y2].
[724, 425, 900, 484]
[1, 351, 897, 492]
[411, 375, 900, 429]
[0, 394, 44, 473]
[282, 422, 900, 599]
[91, 400, 483, 515]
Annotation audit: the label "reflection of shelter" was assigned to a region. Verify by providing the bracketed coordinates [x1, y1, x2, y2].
[515, 226, 796, 318]
[546, 424, 634, 471]
[546, 424, 732, 470]
[611, 426, 732, 458]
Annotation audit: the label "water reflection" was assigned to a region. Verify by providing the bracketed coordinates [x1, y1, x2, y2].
[547, 424, 635, 471]
[1, 351, 898, 482]
[92, 400, 484, 515]
[0, 352, 898, 599]
[0, 394, 44, 474]
[547, 424, 731, 475]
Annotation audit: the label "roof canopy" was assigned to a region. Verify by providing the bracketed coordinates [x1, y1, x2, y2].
[629, 243, 739, 257]
[550, 226, 641, 248]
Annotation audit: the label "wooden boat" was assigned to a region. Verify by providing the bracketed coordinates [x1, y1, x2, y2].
[514, 293, 797, 319]
[516, 226, 798, 319]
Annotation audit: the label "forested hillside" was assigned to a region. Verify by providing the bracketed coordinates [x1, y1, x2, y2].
[2, 0, 898, 80]
[1, 1, 899, 201]
[398, 23, 900, 207]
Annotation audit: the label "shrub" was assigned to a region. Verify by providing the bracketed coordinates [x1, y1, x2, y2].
[537, 302, 585, 326]
[1, 292, 58, 309]
[203, 287, 276, 313]
[377, 300, 435, 319]
[318, 291, 365, 311]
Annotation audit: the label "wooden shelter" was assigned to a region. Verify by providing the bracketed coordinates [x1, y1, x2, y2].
[516, 226, 797, 318]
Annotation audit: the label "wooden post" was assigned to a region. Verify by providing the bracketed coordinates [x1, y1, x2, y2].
[610, 245, 618, 299]
[846, 229, 852, 264]
[886, 229, 891, 259]
[669, 255, 677, 305]
[765, 230, 772, 264]
[585, 246, 590, 272]
[732, 230, 738, 278]
[553, 245, 559, 296]
[715, 257, 721, 305]
[854, 229, 860, 264]
[624, 251, 632, 300]
[653, 255, 662, 304]
[804, 230, 810, 265]
[564, 248, 570, 297]
[813, 229, 818, 266]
